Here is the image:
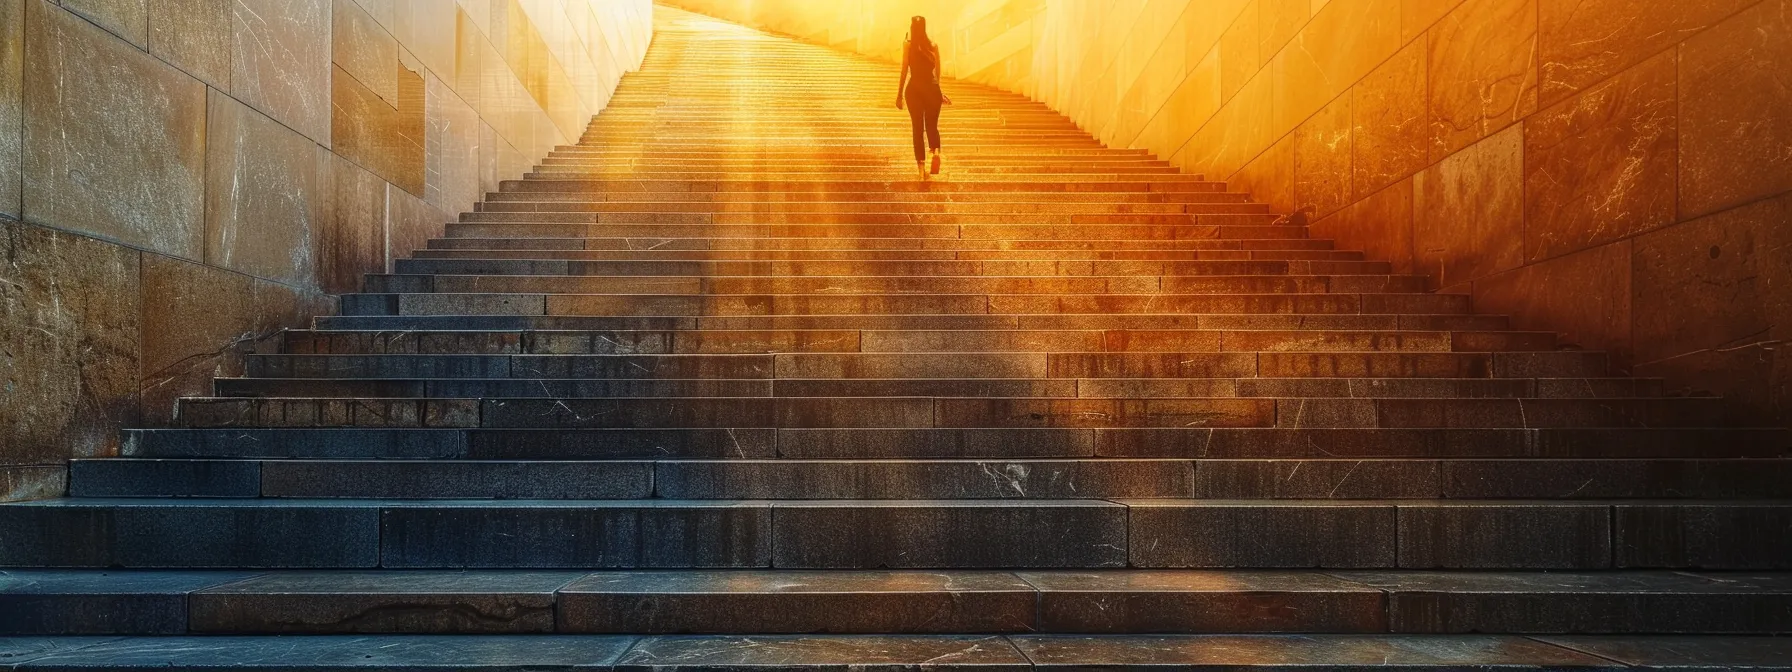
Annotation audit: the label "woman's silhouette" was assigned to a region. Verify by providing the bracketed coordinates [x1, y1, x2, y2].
[896, 16, 950, 180]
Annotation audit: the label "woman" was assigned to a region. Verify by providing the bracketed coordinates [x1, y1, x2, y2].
[896, 16, 950, 180]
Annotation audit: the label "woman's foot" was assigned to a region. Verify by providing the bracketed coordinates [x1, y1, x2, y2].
[917, 162, 930, 181]
[930, 150, 943, 175]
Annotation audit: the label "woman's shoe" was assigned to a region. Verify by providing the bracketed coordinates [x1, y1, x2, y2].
[930, 150, 943, 175]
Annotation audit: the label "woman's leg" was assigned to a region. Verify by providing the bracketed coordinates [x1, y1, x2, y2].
[908, 103, 927, 164]
[925, 102, 943, 152]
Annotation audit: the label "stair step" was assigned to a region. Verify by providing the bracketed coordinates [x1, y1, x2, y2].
[361, 275, 1430, 296]
[390, 259, 1398, 276]
[0, 498, 1785, 569]
[311, 313, 1517, 332]
[2, 569, 1788, 636]
[114, 427, 1792, 460]
[66, 458, 1792, 501]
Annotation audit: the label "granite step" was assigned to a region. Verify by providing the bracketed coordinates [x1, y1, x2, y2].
[113, 427, 1792, 461]
[337, 292, 1476, 317]
[359, 275, 1432, 296]
[2, 569, 1789, 636]
[239, 351, 1606, 380]
[441, 223, 1307, 241]
[500, 179, 1229, 193]
[65, 458, 1792, 501]
[452, 211, 1287, 226]
[276, 327, 1559, 355]
[4, 633, 1787, 670]
[0, 498, 1786, 569]
[389, 258, 1401, 277]
[312, 313, 1518, 332]
[474, 200, 1259, 214]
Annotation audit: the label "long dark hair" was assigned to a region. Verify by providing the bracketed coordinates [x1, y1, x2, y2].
[907, 16, 933, 62]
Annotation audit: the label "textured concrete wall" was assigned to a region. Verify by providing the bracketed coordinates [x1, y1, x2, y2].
[664, 0, 1792, 426]
[0, 0, 653, 500]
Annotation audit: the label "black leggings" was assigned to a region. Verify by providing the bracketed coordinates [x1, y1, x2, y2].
[908, 99, 941, 163]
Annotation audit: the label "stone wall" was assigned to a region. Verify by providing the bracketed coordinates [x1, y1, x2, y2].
[664, 0, 1792, 426]
[0, 0, 653, 501]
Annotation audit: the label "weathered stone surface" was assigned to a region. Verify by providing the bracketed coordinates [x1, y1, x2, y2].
[1538, 0, 1755, 105]
[1615, 503, 1792, 569]
[385, 182, 443, 265]
[332, 0, 398, 106]
[59, 0, 147, 47]
[332, 62, 425, 196]
[1680, 0, 1792, 219]
[146, 0, 230, 88]
[0, 569, 249, 634]
[424, 70, 483, 217]
[1426, 0, 1537, 158]
[231, 0, 331, 144]
[1343, 570, 1792, 634]
[1539, 635, 1792, 668]
[1631, 193, 1792, 421]
[69, 459, 260, 498]
[0, 221, 142, 468]
[1414, 124, 1524, 287]
[135, 255, 275, 427]
[1218, 8, 1259, 104]
[1125, 500, 1397, 568]
[1022, 570, 1387, 633]
[1194, 459, 1441, 498]
[204, 91, 321, 288]
[1294, 94, 1352, 219]
[1397, 503, 1611, 569]
[259, 460, 653, 499]
[1351, 38, 1427, 199]
[316, 150, 388, 294]
[1444, 459, 1792, 499]
[657, 460, 1191, 499]
[560, 571, 1037, 634]
[1011, 634, 1614, 668]
[190, 571, 585, 633]
[617, 635, 1029, 670]
[23, 0, 207, 260]
[1472, 241, 1632, 360]
[0, 465, 63, 502]
[1524, 53, 1676, 262]
[0, 500, 379, 567]
[15, 634, 639, 668]
[1311, 178, 1415, 274]
[772, 501, 1126, 569]
[379, 502, 771, 568]
[0, 0, 21, 219]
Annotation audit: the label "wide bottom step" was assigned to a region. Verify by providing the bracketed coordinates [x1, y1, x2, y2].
[0, 634, 1784, 669]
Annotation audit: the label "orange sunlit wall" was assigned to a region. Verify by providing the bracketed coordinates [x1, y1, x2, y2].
[663, 0, 1792, 425]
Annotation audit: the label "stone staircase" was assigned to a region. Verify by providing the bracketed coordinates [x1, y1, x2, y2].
[0, 6, 1788, 670]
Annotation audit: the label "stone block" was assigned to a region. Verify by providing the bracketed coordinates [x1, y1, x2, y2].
[1397, 503, 1611, 569]
[231, 0, 330, 144]
[1194, 459, 1441, 498]
[1125, 500, 1397, 568]
[15, 634, 639, 668]
[0, 0, 20, 218]
[332, 63, 425, 196]
[0, 569, 249, 634]
[23, 0, 206, 260]
[1539, 0, 1755, 105]
[316, 151, 388, 294]
[259, 460, 653, 499]
[332, 0, 398, 105]
[424, 70, 483, 217]
[0, 221, 142, 467]
[771, 501, 1127, 569]
[1351, 39, 1428, 199]
[189, 571, 587, 633]
[1615, 503, 1792, 569]
[1425, 0, 1537, 158]
[1022, 570, 1387, 633]
[136, 255, 254, 427]
[466, 428, 776, 460]
[1472, 241, 1632, 361]
[657, 460, 1192, 499]
[203, 90, 321, 288]
[0, 501, 379, 568]
[379, 502, 772, 568]
[1414, 124, 1524, 287]
[1525, 52, 1677, 262]
[122, 429, 470, 460]
[774, 428, 1094, 459]
[1294, 93, 1352, 219]
[68, 459, 260, 498]
[1537, 636, 1792, 668]
[1680, 0, 1792, 219]
[1311, 178, 1415, 274]
[58, 0, 146, 47]
[1011, 634, 1612, 668]
[559, 571, 1037, 634]
[1345, 570, 1792, 634]
[615, 635, 1029, 671]
[147, 0, 230, 88]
